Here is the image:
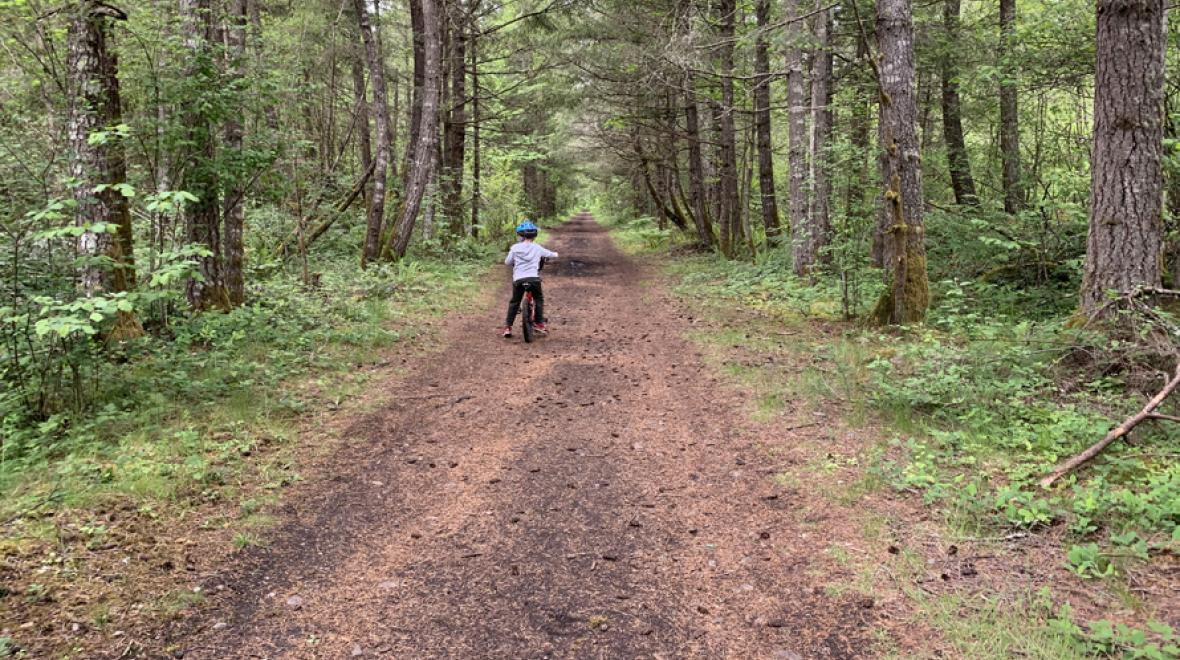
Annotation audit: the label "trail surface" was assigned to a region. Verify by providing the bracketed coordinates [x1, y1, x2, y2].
[170, 215, 877, 658]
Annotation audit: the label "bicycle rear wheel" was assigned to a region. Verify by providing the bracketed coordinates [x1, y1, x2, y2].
[521, 297, 534, 343]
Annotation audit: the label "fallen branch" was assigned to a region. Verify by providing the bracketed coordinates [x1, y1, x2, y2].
[274, 160, 375, 260]
[1040, 361, 1180, 488]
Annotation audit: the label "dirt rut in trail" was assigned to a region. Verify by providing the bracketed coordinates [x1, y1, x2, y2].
[166, 214, 878, 658]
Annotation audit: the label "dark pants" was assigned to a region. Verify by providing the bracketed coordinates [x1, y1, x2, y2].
[505, 277, 544, 326]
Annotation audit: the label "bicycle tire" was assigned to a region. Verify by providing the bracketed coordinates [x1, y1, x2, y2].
[521, 297, 534, 343]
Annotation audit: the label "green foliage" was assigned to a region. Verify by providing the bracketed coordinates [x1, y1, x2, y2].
[1050, 605, 1180, 659]
[1065, 543, 1116, 579]
[640, 211, 1180, 653]
[0, 246, 489, 521]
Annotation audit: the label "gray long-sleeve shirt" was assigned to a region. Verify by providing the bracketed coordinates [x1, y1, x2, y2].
[505, 241, 558, 281]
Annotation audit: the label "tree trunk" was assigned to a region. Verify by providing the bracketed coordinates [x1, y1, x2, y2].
[847, 32, 872, 223]
[941, 0, 977, 206]
[786, 0, 811, 274]
[684, 79, 715, 247]
[716, 0, 739, 258]
[637, 137, 689, 231]
[67, 1, 138, 313]
[387, 0, 442, 259]
[872, 0, 929, 325]
[470, 18, 481, 237]
[1080, 0, 1166, 315]
[807, 2, 834, 270]
[443, 0, 468, 237]
[67, 2, 111, 294]
[223, 0, 248, 306]
[351, 49, 373, 203]
[404, 0, 426, 182]
[355, 0, 391, 268]
[181, 0, 229, 310]
[999, 0, 1023, 214]
[1165, 94, 1180, 286]
[753, 0, 780, 244]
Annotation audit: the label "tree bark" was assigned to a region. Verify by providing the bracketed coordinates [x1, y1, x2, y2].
[67, 2, 129, 297]
[469, 18, 481, 237]
[999, 0, 1023, 214]
[386, 0, 442, 259]
[941, 0, 977, 206]
[1080, 0, 1166, 315]
[872, 0, 929, 325]
[637, 136, 689, 231]
[181, 0, 229, 310]
[223, 0, 248, 306]
[1165, 93, 1180, 285]
[847, 32, 872, 224]
[716, 0, 739, 258]
[684, 78, 715, 247]
[807, 2, 834, 270]
[404, 0, 426, 182]
[753, 0, 780, 244]
[786, 0, 811, 274]
[443, 0, 468, 237]
[351, 48, 373, 203]
[355, 0, 391, 268]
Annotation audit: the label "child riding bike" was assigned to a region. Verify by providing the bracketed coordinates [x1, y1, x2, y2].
[501, 221, 558, 337]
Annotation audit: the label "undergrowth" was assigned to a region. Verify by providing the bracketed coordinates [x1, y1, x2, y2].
[605, 213, 1180, 658]
[0, 243, 493, 529]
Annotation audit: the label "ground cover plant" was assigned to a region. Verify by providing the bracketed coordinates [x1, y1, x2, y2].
[603, 209, 1180, 658]
[0, 230, 494, 656]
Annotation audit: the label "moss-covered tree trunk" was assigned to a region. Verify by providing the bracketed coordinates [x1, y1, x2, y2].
[1080, 0, 1166, 315]
[872, 0, 929, 325]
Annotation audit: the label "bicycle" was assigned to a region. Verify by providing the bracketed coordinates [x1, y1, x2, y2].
[518, 257, 548, 343]
[519, 281, 539, 343]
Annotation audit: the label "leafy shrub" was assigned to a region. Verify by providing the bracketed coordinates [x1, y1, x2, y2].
[1050, 605, 1180, 658]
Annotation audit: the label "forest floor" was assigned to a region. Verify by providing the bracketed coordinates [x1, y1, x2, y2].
[21, 213, 1161, 659]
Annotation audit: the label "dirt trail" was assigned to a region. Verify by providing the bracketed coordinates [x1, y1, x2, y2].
[166, 215, 878, 658]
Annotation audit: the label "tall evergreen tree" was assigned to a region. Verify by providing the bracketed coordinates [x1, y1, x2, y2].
[1080, 0, 1166, 315]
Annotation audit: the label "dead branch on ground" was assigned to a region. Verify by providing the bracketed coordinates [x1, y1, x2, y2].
[1040, 287, 1180, 487]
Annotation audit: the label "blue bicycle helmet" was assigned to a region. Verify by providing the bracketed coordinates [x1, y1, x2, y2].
[515, 221, 539, 239]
